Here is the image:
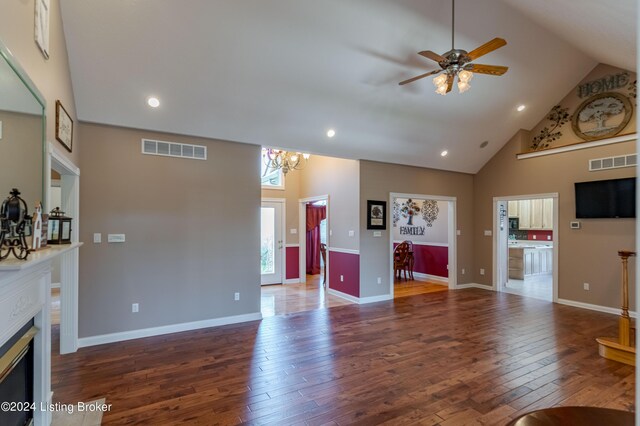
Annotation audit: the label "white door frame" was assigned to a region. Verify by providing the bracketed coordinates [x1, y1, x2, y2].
[46, 142, 80, 354]
[261, 198, 286, 285]
[298, 195, 329, 285]
[492, 193, 559, 302]
[389, 193, 457, 298]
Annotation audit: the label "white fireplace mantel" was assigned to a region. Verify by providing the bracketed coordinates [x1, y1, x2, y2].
[0, 242, 81, 426]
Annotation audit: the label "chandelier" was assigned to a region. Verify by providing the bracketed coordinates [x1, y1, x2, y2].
[263, 148, 310, 175]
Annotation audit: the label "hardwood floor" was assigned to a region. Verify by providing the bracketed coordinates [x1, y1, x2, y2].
[261, 274, 353, 317]
[394, 279, 448, 298]
[52, 289, 634, 425]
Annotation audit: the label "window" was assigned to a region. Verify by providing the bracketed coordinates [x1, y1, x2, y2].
[261, 148, 284, 189]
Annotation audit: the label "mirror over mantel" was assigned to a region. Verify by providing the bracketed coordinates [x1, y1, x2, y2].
[0, 40, 46, 212]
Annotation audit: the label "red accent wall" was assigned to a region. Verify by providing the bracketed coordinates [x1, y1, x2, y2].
[329, 250, 359, 297]
[527, 230, 553, 241]
[394, 243, 448, 278]
[285, 246, 299, 280]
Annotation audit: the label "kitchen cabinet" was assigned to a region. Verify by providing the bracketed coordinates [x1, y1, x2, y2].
[509, 199, 553, 230]
[509, 246, 553, 279]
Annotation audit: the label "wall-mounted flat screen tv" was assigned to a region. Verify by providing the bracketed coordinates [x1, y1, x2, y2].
[575, 177, 636, 218]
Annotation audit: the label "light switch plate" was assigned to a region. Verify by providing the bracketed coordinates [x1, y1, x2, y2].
[107, 234, 126, 243]
[290, 228, 297, 234]
[456, 230, 461, 236]
[373, 231, 381, 237]
[348, 230, 354, 237]
[93, 233, 102, 243]
[484, 230, 492, 236]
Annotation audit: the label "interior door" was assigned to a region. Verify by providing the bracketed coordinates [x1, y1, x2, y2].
[261, 201, 283, 285]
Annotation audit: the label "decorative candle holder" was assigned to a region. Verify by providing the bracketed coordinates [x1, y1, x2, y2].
[0, 188, 31, 261]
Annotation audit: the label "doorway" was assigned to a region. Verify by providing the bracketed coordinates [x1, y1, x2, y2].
[389, 193, 457, 298]
[494, 194, 558, 302]
[298, 195, 329, 286]
[260, 199, 285, 286]
[47, 143, 81, 354]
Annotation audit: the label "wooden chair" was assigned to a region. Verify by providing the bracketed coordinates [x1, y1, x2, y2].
[393, 242, 411, 280]
[320, 243, 327, 285]
[402, 240, 415, 280]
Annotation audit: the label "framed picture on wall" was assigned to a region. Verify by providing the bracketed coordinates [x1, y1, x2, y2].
[55, 100, 73, 152]
[367, 200, 386, 230]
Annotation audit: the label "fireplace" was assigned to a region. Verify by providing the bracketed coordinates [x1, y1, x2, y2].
[0, 320, 36, 426]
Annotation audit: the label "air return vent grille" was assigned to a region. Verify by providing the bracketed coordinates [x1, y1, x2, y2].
[141, 139, 207, 160]
[589, 153, 636, 171]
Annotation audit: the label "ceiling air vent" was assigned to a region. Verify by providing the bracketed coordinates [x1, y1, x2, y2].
[589, 153, 636, 171]
[141, 139, 207, 160]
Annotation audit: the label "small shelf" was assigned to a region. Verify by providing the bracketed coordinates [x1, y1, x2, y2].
[0, 242, 82, 271]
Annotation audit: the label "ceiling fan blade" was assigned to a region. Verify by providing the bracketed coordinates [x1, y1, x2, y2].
[418, 50, 446, 63]
[446, 74, 454, 93]
[466, 63, 509, 76]
[398, 70, 441, 86]
[467, 37, 507, 61]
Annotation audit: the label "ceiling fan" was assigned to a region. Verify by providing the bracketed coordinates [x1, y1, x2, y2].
[399, 0, 508, 95]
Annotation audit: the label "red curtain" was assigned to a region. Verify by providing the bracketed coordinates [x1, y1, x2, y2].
[306, 204, 326, 275]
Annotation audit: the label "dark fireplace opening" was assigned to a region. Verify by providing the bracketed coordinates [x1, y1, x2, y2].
[0, 320, 36, 426]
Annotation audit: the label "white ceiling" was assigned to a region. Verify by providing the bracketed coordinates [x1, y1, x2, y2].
[60, 0, 636, 173]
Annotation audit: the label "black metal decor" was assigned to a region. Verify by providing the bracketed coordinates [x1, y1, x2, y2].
[0, 188, 31, 261]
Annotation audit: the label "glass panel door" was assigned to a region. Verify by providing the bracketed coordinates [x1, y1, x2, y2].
[261, 201, 283, 285]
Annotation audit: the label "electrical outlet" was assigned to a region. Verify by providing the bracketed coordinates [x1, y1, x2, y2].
[533, 235, 537, 240]
[480, 268, 485, 275]
[373, 231, 381, 237]
[377, 277, 382, 284]
[234, 292, 240, 301]
[93, 233, 102, 243]
[583, 283, 590, 291]
[457, 230, 461, 236]
[290, 228, 297, 234]
[132, 303, 139, 313]
[547, 235, 551, 240]
[348, 230, 354, 237]
[340, 275, 344, 282]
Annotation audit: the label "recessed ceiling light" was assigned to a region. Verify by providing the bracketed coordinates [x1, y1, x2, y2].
[440, 150, 448, 157]
[326, 129, 336, 138]
[147, 97, 160, 108]
[516, 104, 526, 112]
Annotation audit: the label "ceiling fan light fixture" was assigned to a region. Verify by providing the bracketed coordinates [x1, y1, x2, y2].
[458, 70, 473, 83]
[435, 84, 448, 96]
[457, 80, 471, 94]
[433, 74, 448, 87]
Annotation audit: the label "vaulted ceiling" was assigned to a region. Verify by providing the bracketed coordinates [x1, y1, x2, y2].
[60, 0, 636, 173]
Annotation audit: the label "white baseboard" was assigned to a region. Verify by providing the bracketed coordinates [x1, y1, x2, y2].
[328, 288, 393, 305]
[284, 278, 300, 284]
[51, 282, 61, 289]
[328, 288, 360, 303]
[455, 283, 494, 291]
[358, 294, 393, 304]
[78, 312, 263, 348]
[556, 298, 637, 318]
[412, 272, 448, 285]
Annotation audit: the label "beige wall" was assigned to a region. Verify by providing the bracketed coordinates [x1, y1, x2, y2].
[299, 155, 360, 251]
[474, 130, 636, 309]
[359, 161, 475, 298]
[261, 171, 300, 245]
[0, 0, 79, 165]
[526, 64, 636, 152]
[0, 111, 42, 206]
[78, 123, 260, 338]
